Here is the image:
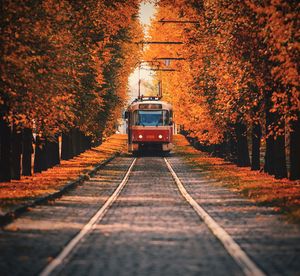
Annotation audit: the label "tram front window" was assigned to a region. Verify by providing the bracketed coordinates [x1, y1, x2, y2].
[134, 110, 169, 126]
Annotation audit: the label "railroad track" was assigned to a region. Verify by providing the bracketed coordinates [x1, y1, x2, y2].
[40, 156, 265, 276]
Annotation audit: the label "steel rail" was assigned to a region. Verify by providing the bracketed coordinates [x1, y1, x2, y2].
[39, 158, 137, 276]
[164, 158, 266, 276]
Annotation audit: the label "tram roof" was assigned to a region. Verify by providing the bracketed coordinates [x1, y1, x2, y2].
[127, 99, 172, 111]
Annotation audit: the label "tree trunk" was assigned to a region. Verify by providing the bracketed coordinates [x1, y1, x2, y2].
[235, 122, 250, 167]
[211, 144, 218, 157]
[222, 132, 230, 161]
[273, 133, 287, 179]
[87, 136, 92, 150]
[230, 134, 238, 163]
[80, 131, 85, 153]
[75, 129, 82, 155]
[34, 135, 43, 173]
[0, 116, 11, 182]
[264, 107, 275, 175]
[84, 135, 91, 151]
[251, 122, 261, 170]
[94, 131, 102, 147]
[224, 130, 237, 163]
[71, 129, 78, 157]
[264, 87, 278, 175]
[46, 138, 59, 168]
[62, 132, 72, 160]
[40, 137, 48, 171]
[45, 139, 51, 169]
[61, 132, 68, 160]
[22, 128, 33, 176]
[289, 113, 300, 180]
[219, 137, 228, 159]
[52, 136, 60, 166]
[264, 136, 275, 174]
[45, 138, 52, 170]
[11, 127, 22, 180]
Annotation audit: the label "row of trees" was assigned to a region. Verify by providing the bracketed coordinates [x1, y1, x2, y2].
[0, 0, 143, 182]
[145, 0, 299, 179]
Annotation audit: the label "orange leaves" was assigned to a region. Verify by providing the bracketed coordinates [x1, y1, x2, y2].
[1, 0, 142, 139]
[246, 0, 299, 126]
[145, 0, 299, 143]
[0, 134, 127, 201]
[86, 0, 143, 137]
[143, 1, 228, 144]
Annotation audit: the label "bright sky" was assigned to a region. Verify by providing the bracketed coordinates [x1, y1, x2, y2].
[128, 1, 156, 102]
[139, 1, 156, 36]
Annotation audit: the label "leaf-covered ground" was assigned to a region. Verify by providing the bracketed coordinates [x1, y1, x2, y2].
[2, 133, 299, 224]
[0, 134, 127, 216]
[174, 135, 300, 223]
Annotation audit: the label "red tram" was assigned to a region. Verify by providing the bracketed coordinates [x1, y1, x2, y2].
[125, 97, 173, 154]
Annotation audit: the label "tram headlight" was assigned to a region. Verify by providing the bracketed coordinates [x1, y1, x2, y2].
[158, 134, 163, 139]
[138, 134, 143, 139]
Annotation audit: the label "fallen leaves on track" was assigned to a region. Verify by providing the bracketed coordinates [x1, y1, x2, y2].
[0, 134, 127, 215]
[174, 135, 300, 223]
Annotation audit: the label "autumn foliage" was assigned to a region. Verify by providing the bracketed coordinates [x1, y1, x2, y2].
[1, 0, 142, 136]
[144, 0, 300, 180]
[0, 0, 143, 182]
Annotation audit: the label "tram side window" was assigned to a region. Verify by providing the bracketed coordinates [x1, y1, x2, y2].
[134, 110, 170, 126]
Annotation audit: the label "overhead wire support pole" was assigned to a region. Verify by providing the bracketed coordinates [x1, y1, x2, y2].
[142, 68, 177, 72]
[158, 19, 200, 25]
[136, 41, 183, 45]
[138, 63, 141, 99]
[154, 57, 185, 61]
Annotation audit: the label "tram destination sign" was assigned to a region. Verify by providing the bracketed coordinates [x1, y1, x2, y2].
[139, 104, 162, 109]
